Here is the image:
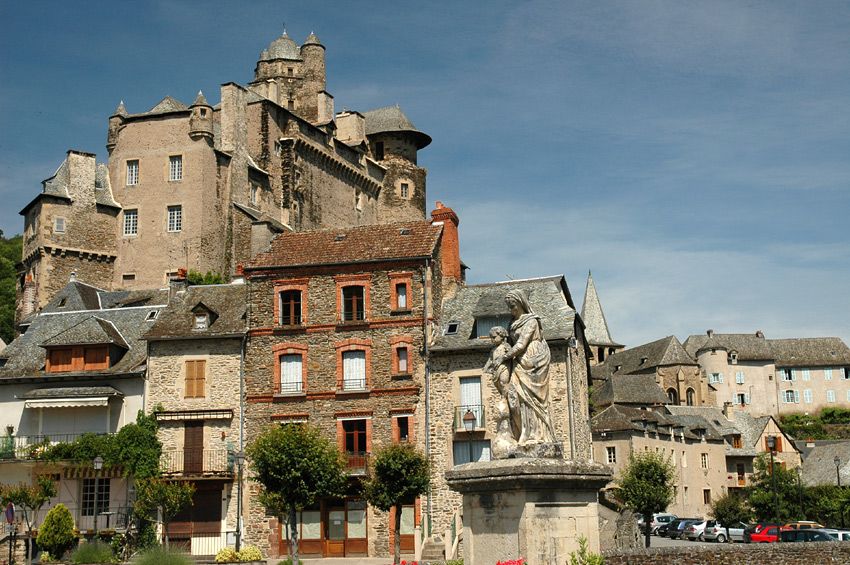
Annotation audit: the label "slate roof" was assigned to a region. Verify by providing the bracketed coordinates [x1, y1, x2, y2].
[246, 221, 442, 269]
[363, 106, 432, 149]
[665, 405, 779, 457]
[431, 276, 578, 352]
[593, 374, 669, 409]
[0, 281, 166, 381]
[769, 338, 850, 367]
[580, 272, 620, 347]
[682, 332, 772, 360]
[596, 336, 696, 378]
[801, 441, 850, 487]
[592, 404, 722, 442]
[143, 283, 247, 340]
[20, 386, 123, 399]
[21, 154, 120, 214]
[261, 28, 302, 61]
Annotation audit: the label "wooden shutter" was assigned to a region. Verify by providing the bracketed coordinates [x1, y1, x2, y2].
[184, 421, 204, 473]
[185, 360, 206, 398]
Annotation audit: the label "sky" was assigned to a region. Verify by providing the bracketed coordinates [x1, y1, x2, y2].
[1, 1, 848, 348]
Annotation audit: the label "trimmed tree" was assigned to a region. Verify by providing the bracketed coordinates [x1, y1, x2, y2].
[0, 475, 58, 565]
[363, 443, 430, 565]
[709, 490, 751, 543]
[133, 478, 195, 547]
[614, 451, 676, 548]
[37, 503, 77, 560]
[247, 424, 348, 565]
[746, 453, 798, 522]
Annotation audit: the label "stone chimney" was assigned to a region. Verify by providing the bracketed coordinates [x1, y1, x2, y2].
[723, 402, 735, 421]
[335, 110, 365, 144]
[707, 329, 714, 338]
[168, 269, 189, 301]
[431, 201, 461, 287]
[220, 83, 248, 154]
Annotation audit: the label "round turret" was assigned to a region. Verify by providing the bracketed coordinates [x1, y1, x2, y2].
[189, 91, 213, 140]
[264, 28, 301, 61]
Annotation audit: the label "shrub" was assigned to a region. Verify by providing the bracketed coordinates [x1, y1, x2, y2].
[37, 504, 77, 560]
[131, 546, 193, 565]
[70, 541, 117, 564]
[446, 560, 463, 565]
[276, 559, 303, 565]
[237, 546, 263, 562]
[216, 547, 238, 562]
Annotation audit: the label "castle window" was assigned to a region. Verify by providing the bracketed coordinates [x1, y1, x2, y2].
[123, 274, 136, 284]
[169, 155, 183, 181]
[394, 416, 411, 443]
[686, 388, 696, 406]
[127, 160, 139, 185]
[167, 206, 182, 232]
[54, 217, 65, 233]
[200, 108, 207, 117]
[251, 184, 259, 205]
[445, 322, 459, 336]
[606, 446, 616, 464]
[400, 183, 409, 198]
[375, 141, 384, 160]
[123, 210, 138, 236]
[288, 67, 293, 76]
[288, 100, 295, 110]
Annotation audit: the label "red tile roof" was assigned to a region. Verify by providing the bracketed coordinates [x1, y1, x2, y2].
[246, 221, 442, 269]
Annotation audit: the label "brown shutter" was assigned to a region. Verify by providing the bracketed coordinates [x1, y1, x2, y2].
[185, 360, 206, 398]
[184, 421, 204, 473]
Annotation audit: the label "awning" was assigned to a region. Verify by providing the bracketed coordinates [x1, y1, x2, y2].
[24, 397, 110, 409]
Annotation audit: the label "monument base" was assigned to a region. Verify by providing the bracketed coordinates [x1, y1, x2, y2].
[445, 458, 611, 565]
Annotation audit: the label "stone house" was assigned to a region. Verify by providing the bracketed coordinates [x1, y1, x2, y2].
[592, 335, 715, 408]
[0, 276, 168, 532]
[239, 207, 462, 559]
[429, 275, 594, 537]
[683, 330, 850, 418]
[580, 272, 623, 366]
[591, 402, 727, 519]
[18, 27, 432, 325]
[142, 280, 248, 556]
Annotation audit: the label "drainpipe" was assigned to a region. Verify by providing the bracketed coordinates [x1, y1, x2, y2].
[423, 259, 432, 532]
[565, 340, 576, 460]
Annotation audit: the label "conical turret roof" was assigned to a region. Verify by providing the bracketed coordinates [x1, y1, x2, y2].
[191, 91, 210, 107]
[581, 272, 621, 347]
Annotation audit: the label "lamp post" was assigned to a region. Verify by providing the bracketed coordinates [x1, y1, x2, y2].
[836, 456, 844, 529]
[462, 409, 477, 464]
[93, 456, 103, 534]
[235, 451, 246, 552]
[796, 466, 804, 519]
[766, 436, 780, 534]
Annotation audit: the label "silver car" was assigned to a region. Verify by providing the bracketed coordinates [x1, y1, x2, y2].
[703, 520, 747, 543]
[821, 528, 850, 541]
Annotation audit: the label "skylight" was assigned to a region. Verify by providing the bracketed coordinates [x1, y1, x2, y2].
[334, 235, 346, 242]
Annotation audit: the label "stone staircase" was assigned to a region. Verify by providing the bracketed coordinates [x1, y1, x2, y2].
[420, 536, 445, 561]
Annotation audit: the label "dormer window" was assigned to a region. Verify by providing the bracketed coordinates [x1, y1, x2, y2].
[146, 310, 158, 321]
[58, 298, 68, 308]
[473, 315, 511, 339]
[195, 314, 208, 329]
[445, 322, 459, 336]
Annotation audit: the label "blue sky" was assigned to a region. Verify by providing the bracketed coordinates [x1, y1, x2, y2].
[1, 1, 848, 348]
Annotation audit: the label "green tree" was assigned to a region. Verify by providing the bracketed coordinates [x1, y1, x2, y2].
[0, 230, 23, 344]
[362, 444, 430, 565]
[0, 475, 58, 565]
[614, 451, 676, 548]
[746, 453, 799, 522]
[187, 270, 225, 285]
[247, 424, 348, 565]
[709, 490, 751, 542]
[37, 503, 77, 559]
[133, 478, 195, 548]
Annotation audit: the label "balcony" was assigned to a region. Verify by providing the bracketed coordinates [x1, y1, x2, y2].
[453, 405, 485, 432]
[273, 381, 304, 395]
[160, 449, 235, 476]
[345, 451, 370, 476]
[27, 505, 132, 533]
[0, 433, 114, 460]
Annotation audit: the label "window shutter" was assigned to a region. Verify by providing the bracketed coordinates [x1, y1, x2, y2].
[280, 354, 302, 392]
[745, 393, 750, 405]
[791, 369, 796, 381]
[718, 373, 723, 383]
[343, 350, 366, 388]
[795, 390, 800, 403]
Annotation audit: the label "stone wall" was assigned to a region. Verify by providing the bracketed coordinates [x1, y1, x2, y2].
[604, 542, 850, 564]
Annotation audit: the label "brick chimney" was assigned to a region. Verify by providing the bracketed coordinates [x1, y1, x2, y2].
[431, 200, 461, 271]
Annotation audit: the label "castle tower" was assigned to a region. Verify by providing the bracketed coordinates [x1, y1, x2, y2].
[581, 271, 624, 365]
[189, 91, 214, 140]
[106, 102, 127, 153]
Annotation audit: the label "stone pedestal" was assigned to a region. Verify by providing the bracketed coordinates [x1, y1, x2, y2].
[446, 458, 611, 565]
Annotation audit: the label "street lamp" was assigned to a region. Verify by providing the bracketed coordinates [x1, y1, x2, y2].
[836, 456, 844, 529]
[235, 451, 246, 552]
[796, 466, 804, 519]
[93, 456, 104, 534]
[462, 409, 477, 464]
[766, 436, 780, 535]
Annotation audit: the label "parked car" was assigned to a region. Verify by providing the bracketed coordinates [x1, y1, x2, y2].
[783, 520, 825, 530]
[645, 513, 677, 535]
[748, 524, 789, 543]
[744, 523, 779, 543]
[780, 529, 833, 542]
[666, 518, 700, 539]
[704, 521, 747, 543]
[684, 520, 710, 541]
[821, 529, 850, 541]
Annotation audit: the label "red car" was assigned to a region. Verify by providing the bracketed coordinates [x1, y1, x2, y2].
[748, 524, 790, 543]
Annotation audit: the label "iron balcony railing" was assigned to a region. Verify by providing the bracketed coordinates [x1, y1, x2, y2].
[160, 449, 235, 476]
[345, 451, 370, 476]
[0, 433, 115, 460]
[274, 381, 304, 395]
[453, 405, 485, 431]
[23, 505, 132, 533]
[342, 378, 368, 391]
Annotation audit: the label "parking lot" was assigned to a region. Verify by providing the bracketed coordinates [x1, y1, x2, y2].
[649, 534, 716, 548]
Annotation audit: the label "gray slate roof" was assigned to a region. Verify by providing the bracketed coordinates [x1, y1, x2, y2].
[769, 338, 850, 367]
[0, 280, 166, 381]
[143, 283, 247, 340]
[23, 154, 120, 214]
[682, 332, 772, 360]
[580, 272, 620, 347]
[592, 374, 669, 409]
[431, 276, 578, 352]
[592, 404, 722, 442]
[596, 335, 696, 378]
[363, 106, 432, 149]
[40, 317, 128, 349]
[665, 405, 777, 457]
[20, 386, 123, 399]
[801, 441, 850, 487]
[260, 28, 302, 61]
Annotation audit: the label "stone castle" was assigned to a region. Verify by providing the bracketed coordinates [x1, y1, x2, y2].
[17, 27, 431, 323]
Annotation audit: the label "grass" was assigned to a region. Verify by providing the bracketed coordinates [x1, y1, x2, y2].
[131, 545, 194, 565]
[69, 541, 117, 564]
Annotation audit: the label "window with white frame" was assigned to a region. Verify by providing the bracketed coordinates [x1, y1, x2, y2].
[169, 155, 182, 181]
[825, 367, 833, 380]
[82, 478, 110, 517]
[735, 393, 750, 405]
[802, 368, 810, 380]
[701, 453, 709, 469]
[123, 209, 138, 236]
[781, 369, 796, 381]
[783, 390, 800, 404]
[54, 217, 65, 233]
[452, 439, 491, 465]
[342, 350, 367, 390]
[804, 389, 813, 403]
[827, 390, 836, 403]
[736, 371, 745, 384]
[842, 367, 848, 379]
[395, 283, 408, 309]
[606, 446, 616, 464]
[167, 205, 182, 232]
[709, 373, 723, 384]
[279, 354, 303, 394]
[127, 160, 139, 185]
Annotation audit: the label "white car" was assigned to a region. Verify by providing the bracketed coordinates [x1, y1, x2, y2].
[684, 520, 709, 541]
[822, 528, 850, 541]
[703, 520, 747, 543]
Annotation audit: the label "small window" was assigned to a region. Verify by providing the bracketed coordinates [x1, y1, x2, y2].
[703, 489, 711, 504]
[827, 390, 836, 403]
[167, 205, 182, 232]
[127, 160, 139, 185]
[735, 371, 745, 384]
[701, 453, 709, 469]
[395, 416, 411, 443]
[397, 347, 409, 373]
[57, 297, 68, 308]
[732, 434, 742, 449]
[445, 322, 459, 335]
[395, 283, 408, 309]
[288, 100, 295, 110]
[342, 286, 365, 322]
[295, 171, 301, 185]
[195, 313, 208, 329]
[54, 217, 66, 233]
[709, 373, 723, 384]
[200, 108, 207, 117]
[606, 446, 616, 464]
[124, 209, 138, 236]
[279, 290, 302, 325]
[400, 183, 409, 198]
[334, 234, 346, 242]
[804, 389, 813, 403]
[146, 310, 158, 321]
[399, 228, 411, 236]
[342, 350, 367, 390]
[169, 155, 183, 181]
[122, 274, 136, 283]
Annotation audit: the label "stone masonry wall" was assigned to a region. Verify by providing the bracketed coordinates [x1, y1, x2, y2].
[604, 542, 850, 564]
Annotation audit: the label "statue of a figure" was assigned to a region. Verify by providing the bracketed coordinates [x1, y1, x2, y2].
[484, 289, 559, 457]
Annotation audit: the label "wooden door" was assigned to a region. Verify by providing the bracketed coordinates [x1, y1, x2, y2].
[325, 506, 346, 557]
[184, 421, 204, 474]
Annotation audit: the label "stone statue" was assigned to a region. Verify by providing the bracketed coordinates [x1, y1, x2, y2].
[484, 289, 560, 458]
